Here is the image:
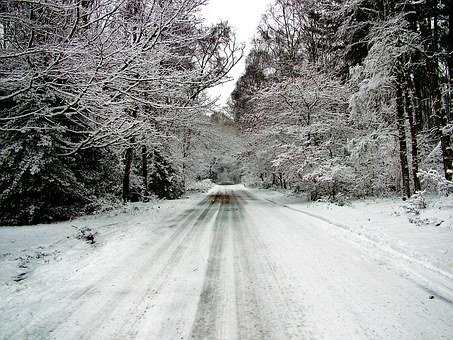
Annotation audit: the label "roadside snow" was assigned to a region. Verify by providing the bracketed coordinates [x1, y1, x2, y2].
[208, 183, 246, 195]
[186, 179, 215, 193]
[0, 194, 203, 288]
[1, 186, 452, 339]
[256, 189, 453, 279]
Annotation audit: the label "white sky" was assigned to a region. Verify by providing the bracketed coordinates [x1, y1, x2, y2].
[202, 0, 272, 108]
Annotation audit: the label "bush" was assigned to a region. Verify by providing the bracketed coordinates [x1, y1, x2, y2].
[148, 150, 184, 200]
[73, 226, 97, 245]
[418, 170, 452, 196]
[187, 179, 215, 192]
[301, 163, 356, 201]
[0, 131, 120, 225]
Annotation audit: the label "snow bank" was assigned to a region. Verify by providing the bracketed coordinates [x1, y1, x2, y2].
[255, 189, 453, 277]
[186, 179, 215, 193]
[0, 194, 203, 288]
[207, 183, 246, 195]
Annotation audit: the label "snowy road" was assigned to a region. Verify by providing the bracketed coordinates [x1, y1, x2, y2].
[1, 185, 453, 339]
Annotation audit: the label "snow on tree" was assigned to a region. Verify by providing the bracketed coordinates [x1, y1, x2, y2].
[0, 0, 243, 224]
[233, 0, 453, 200]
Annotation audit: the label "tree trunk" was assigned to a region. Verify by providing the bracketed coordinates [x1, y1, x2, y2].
[444, 0, 453, 181]
[448, 0, 453, 121]
[396, 83, 412, 198]
[426, 1, 453, 181]
[122, 146, 134, 203]
[441, 134, 453, 181]
[181, 129, 192, 191]
[432, 85, 453, 181]
[405, 87, 421, 192]
[142, 145, 148, 201]
[122, 108, 137, 203]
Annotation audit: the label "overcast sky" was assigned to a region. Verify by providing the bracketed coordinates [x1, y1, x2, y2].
[202, 0, 272, 108]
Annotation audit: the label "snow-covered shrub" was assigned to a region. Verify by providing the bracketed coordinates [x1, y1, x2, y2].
[116, 200, 160, 216]
[409, 191, 427, 210]
[346, 132, 400, 197]
[418, 170, 452, 196]
[148, 150, 184, 200]
[186, 179, 215, 192]
[0, 128, 121, 225]
[92, 194, 124, 215]
[300, 163, 356, 201]
[407, 215, 431, 227]
[404, 191, 433, 226]
[73, 226, 97, 245]
[333, 193, 351, 206]
[404, 191, 427, 216]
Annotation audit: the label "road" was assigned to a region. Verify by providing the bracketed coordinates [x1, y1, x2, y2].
[1, 185, 453, 339]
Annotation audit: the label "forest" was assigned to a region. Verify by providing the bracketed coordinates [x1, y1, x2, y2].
[0, 0, 243, 225]
[233, 0, 453, 201]
[1, 0, 452, 225]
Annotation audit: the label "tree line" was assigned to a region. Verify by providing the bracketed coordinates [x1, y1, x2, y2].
[233, 0, 452, 200]
[0, 0, 243, 225]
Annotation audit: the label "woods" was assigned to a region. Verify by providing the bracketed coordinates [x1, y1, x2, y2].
[1, 2, 453, 336]
[0, 0, 243, 225]
[1, 0, 452, 225]
[233, 0, 453, 200]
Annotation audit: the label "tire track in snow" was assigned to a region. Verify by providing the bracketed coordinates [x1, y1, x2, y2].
[234, 191, 307, 339]
[9, 198, 213, 340]
[231, 193, 271, 339]
[85, 200, 219, 339]
[189, 203, 228, 339]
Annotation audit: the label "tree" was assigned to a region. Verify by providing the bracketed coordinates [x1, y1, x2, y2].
[233, 0, 452, 199]
[0, 0, 243, 224]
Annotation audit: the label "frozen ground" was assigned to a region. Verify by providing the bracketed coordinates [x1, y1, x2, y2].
[259, 189, 453, 279]
[1, 186, 452, 339]
[0, 195, 202, 287]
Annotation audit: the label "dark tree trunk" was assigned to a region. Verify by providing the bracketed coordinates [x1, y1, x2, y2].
[142, 145, 148, 201]
[405, 87, 421, 192]
[122, 146, 134, 203]
[181, 129, 191, 191]
[279, 173, 284, 188]
[444, 0, 453, 181]
[433, 81, 452, 181]
[434, 92, 453, 181]
[441, 134, 453, 181]
[396, 83, 412, 198]
[122, 109, 137, 203]
[448, 0, 453, 121]
[427, 1, 453, 181]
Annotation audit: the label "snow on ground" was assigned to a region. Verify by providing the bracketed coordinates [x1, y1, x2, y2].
[256, 189, 453, 276]
[0, 193, 203, 288]
[186, 179, 215, 193]
[256, 188, 453, 304]
[1, 185, 452, 339]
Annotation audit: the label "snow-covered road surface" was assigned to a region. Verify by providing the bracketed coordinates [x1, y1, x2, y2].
[1, 185, 453, 339]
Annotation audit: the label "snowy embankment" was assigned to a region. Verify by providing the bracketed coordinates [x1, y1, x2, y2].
[257, 189, 453, 291]
[0, 194, 203, 288]
[186, 179, 215, 193]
